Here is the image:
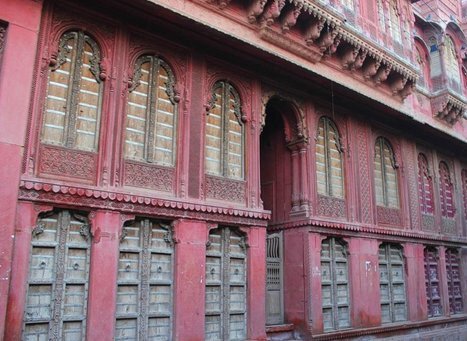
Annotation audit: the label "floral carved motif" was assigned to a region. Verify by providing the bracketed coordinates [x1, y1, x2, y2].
[357, 125, 372, 224]
[124, 162, 174, 192]
[441, 218, 457, 235]
[421, 214, 435, 232]
[377, 206, 402, 227]
[39, 146, 96, 180]
[317, 195, 346, 219]
[205, 176, 246, 203]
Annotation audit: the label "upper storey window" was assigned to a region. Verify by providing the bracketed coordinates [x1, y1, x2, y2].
[377, 0, 385, 30]
[124, 56, 178, 166]
[374, 137, 399, 208]
[41, 31, 103, 152]
[445, 36, 462, 91]
[429, 37, 442, 79]
[205, 81, 244, 180]
[316, 117, 344, 199]
[439, 161, 455, 218]
[389, 1, 402, 44]
[418, 153, 434, 215]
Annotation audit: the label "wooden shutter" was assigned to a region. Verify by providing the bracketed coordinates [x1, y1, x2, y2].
[446, 249, 463, 314]
[23, 210, 91, 340]
[321, 238, 350, 331]
[316, 117, 344, 198]
[266, 233, 283, 325]
[205, 82, 244, 179]
[125, 57, 177, 165]
[374, 138, 399, 208]
[42, 31, 103, 152]
[418, 154, 434, 215]
[379, 244, 407, 323]
[424, 248, 442, 317]
[115, 219, 174, 340]
[439, 162, 455, 218]
[205, 227, 246, 340]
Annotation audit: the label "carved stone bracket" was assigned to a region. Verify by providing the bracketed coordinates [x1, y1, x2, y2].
[431, 91, 466, 125]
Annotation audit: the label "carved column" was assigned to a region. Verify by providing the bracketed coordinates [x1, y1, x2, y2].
[290, 146, 301, 212]
[348, 238, 381, 328]
[298, 142, 310, 213]
[86, 210, 133, 340]
[173, 219, 208, 340]
[4, 202, 53, 340]
[404, 243, 428, 321]
[245, 226, 267, 340]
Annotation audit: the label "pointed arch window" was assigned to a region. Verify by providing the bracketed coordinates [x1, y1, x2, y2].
[41, 31, 103, 152]
[418, 153, 434, 215]
[316, 117, 344, 199]
[389, 1, 402, 44]
[379, 243, 407, 323]
[439, 161, 455, 218]
[205, 81, 244, 180]
[124, 56, 178, 166]
[374, 137, 399, 208]
[445, 36, 462, 90]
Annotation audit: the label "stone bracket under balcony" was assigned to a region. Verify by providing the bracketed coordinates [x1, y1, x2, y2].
[431, 90, 467, 125]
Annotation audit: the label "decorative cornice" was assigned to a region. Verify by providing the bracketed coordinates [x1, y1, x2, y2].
[19, 180, 271, 223]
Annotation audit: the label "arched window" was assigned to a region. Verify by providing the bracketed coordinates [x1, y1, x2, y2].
[205, 81, 244, 180]
[379, 243, 407, 323]
[321, 237, 350, 331]
[439, 162, 455, 218]
[418, 154, 434, 215]
[462, 169, 467, 220]
[124, 56, 178, 166]
[374, 137, 399, 208]
[41, 31, 103, 152]
[316, 117, 344, 199]
[429, 37, 442, 79]
[389, 1, 402, 44]
[445, 36, 462, 89]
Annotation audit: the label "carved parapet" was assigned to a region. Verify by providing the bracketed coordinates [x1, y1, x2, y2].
[248, 0, 268, 23]
[432, 91, 466, 125]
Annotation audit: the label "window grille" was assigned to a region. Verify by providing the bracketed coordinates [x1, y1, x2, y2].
[445, 36, 462, 91]
[374, 137, 399, 208]
[316, 117, 344, 199]
[321, 237, 350, 331]
[418, 154, 434, 215]
[439, 162, 455, 218]
[205, 81, 244, 180]
[115, 219, 174, 340]
[124, 56, 178, 166]
[41, 31, 103, 152]
[446, 249, 463, 314]
[429, 37, 442, 79]
[23, 210, 91, 340]
[424, 247, 442, 317]
[379, 243, 407, 324]
[205, 227, 247, 340]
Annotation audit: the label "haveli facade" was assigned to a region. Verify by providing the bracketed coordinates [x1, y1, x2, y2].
[0, 0, 467, 340]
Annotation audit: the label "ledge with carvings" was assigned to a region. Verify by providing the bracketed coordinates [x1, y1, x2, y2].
[267, 216, 467, 245]
[201, 0, 418, 100]
[430, 88, 467, 125]
[18, 180, 270, 226]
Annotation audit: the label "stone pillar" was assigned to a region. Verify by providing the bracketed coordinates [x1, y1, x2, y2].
[4, 202, 52, 340]
[405, 243, 428, 321]
[86, 210, 129, 340]
[173, 219, 208, 341]
[348, 238, 381, 328]
[246, 226, 267, 340]
[0, 0, 43, 334]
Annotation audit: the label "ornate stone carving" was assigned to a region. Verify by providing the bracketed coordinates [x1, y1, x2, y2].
[431, 91, 466, 125]
[124, 162, 174, 192]
[357, 125, 372, 224]
[261, 0, 286, 26]
[205, 176, 246, 203]
[377, 207, 402, 227]
[248, 0, 268, 23]
[441, 217, 457, 235]
[304, 17, 326, 45]
[421, 214, 435, 232]
[281, 3, 302, 33]
[317, 195, 346, 219]
[39, 146, 96, 180]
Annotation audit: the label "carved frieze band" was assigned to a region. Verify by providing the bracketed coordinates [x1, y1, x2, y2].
[317, 195, 345, 219]
[377, 206, 402, 227]
[421, 214, 435, 232]
[39, 145, 96, 180]
[442, 217, 457, 235]
[124, 162, 174, 192]
[205, 176, 246, 203]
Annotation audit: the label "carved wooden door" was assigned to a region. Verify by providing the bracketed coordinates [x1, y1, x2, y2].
[321, 238, 350, 331]
[205, 227, 247, 340]
[266, 233, 283, 325]
[446, 249, 463, 314]
[424, 248, 442, 317]
[23, 210, 91, 341]
[115, 219, 174, 340]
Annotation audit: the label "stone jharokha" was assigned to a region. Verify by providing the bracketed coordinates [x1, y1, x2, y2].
[0, 0, 466, 340]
